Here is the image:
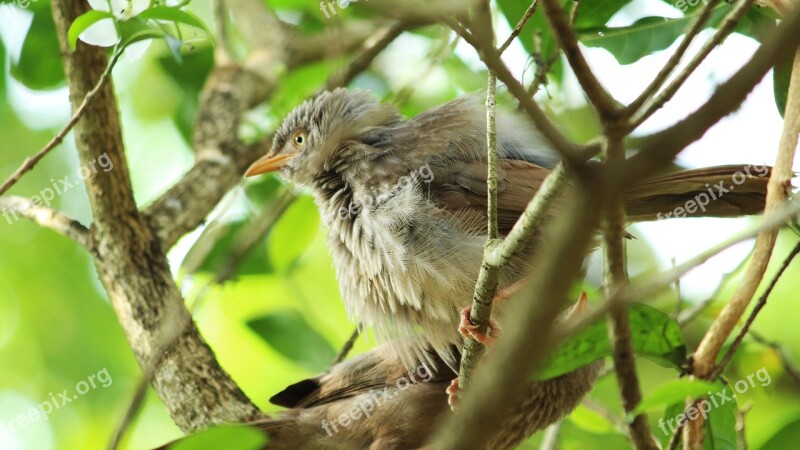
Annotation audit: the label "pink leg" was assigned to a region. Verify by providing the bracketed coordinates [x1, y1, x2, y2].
[458, 304, 502, 346]
[446, 378, 460, 411]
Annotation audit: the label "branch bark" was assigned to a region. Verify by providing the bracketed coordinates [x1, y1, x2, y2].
[0, 195, 90, 247]
[685, 43, 800, 448]
[50, 0, 264, 432]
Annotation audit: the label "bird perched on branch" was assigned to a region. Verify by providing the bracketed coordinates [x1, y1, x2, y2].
[156, 335, 601, 450]
[245, 88, 770, 371]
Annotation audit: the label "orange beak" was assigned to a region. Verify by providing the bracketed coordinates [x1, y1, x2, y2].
[245, 152, 298, 177]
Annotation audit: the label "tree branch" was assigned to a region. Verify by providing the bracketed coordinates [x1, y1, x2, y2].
[622, 5, 800, 183]
[430, 189, 605, 448]
[539, 0, 621, 121]
[451, 24, 587, 165]
[625, 0, 723, 115]
[323, 21, 407, 91]
[51, 0, 264, 432]
[0, 195, 90, 248]
[626, 0, 756, 132]
[0, 48, 122, 197]
[709, 239, 800, 379]
[603, 140, 658, 449]
[459, 71, 501, 390]
[498, 1, 539, 54]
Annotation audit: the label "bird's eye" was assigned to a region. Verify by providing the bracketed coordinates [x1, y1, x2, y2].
[292, 131, 307, 146]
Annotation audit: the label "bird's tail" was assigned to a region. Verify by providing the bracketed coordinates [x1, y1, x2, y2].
[624, 164, 773, 221]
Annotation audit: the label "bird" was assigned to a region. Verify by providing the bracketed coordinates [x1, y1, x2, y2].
[245, 88, 770, 372]
[152, 333, 600, 449]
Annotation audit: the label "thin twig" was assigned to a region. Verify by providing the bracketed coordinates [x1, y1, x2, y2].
[0, 47, 122, 197]
[709, 240, 800, 379]
[627, 0, 755, 131]
[538, 0, 620, 121]
[332, 327, 361, 366]
[452, 25, 586, 164]
[527, 0, 581, 97]
[538, 420, 563, 450]
[562, 198, 800, 345]
[678, 257, 749, 327]
[108, 190, 296, 447]
[622, 5, 800, 182]
[626, 0, 723, 115]
[497, 1, 538, 54]
[0, 196, 90, 248]
[108, 377, 149, 450]
[459, 71, 501, 390]
[323, 21, 407, 91]
[213, 0, 235, 64]
[604, 138, 658, 449]
[749, 331, 800, 384]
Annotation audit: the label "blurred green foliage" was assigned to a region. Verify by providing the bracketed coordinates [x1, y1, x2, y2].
[0, 0, 798, 449]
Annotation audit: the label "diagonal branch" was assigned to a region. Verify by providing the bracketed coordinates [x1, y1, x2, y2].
[538, 0, 621, 121]
[0, 48, 122, 197]
[625, 0, 723, 115]
[622, 5, 800, 184]
[451, 24, 587, 165]
[51, 0, 265, 432]
[0, 196, 90, 248]
[626, 0, 756, 132]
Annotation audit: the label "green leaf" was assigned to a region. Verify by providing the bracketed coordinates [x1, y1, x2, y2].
[117, 18, 168, 49]
[138, 6, 214, 42]
[632, 378, 717, 416]
[11, 8, 65, 90]
[67, 10, 113, 50]
[268, 196, 319, 272]
[535, 304, 686, 380]
[498, 0, 628, 58]
[168, 425, 268, 450]
[157, 45, 214, 142]
[248, 310, 336, 372]
[657, 382, 738, 449]
[577, 7, 728, 65]
[773, 55, 792, 118]
[761, 416, 800, 450]
[573, 0, 631, 29]
[704, 393, 738, 450]
[569, 404, 618, 434]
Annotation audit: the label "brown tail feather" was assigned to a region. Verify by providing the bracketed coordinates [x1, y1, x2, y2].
[625, 165, 771, 221]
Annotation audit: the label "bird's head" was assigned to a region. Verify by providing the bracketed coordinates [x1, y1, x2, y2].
[245, 88, 402, 186]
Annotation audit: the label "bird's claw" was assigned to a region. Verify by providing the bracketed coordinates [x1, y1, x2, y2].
[458, 305, 502, 346]
[446, 378, 460, 411]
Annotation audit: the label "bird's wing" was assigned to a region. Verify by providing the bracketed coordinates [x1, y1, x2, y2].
[270, 344, 455, 409]
[429, 159, 554, 234]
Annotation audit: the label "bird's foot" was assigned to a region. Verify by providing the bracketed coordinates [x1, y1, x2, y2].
[493, 276, 531, 304]
[446, 378, 460, 411]
[458, 304, 502, 346]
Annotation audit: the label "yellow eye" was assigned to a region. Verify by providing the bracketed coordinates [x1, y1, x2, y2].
[292, 131, 307, 146]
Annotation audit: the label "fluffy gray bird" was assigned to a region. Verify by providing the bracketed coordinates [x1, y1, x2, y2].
[252, 340, 599, 449]
[245, 88, 769, 371]
[155, 337, 601, 449]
